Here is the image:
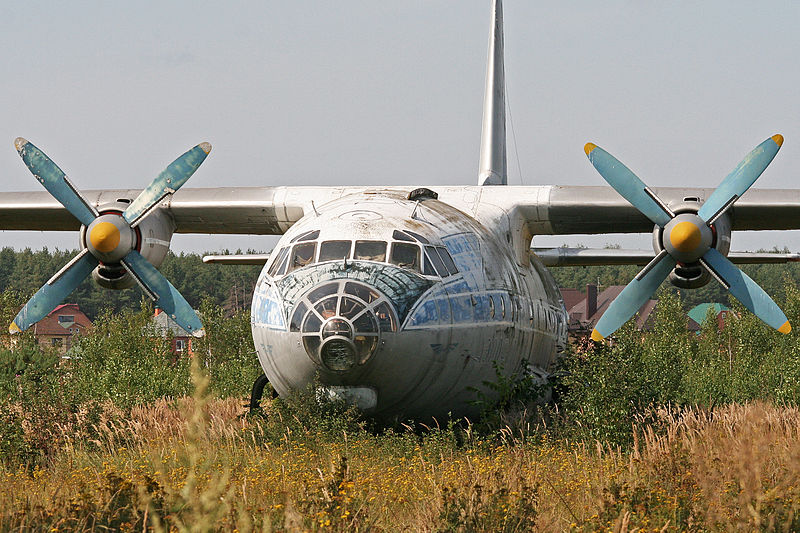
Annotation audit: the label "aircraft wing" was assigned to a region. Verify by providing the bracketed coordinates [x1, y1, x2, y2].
[1, 185, 799, 235]
[492, 186, 800, 235]
[202, 254, 270, 264]
[0, 187, 335, 234]
[533, 247, 800, 267]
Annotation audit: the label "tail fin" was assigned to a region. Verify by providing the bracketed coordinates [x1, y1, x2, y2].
[478, 0, 507, 186]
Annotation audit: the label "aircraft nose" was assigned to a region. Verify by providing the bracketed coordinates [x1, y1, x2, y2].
[318, 319, 368, 372]
[289, 279, 396, 373]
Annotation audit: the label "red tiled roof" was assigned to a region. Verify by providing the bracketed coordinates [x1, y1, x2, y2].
[32, 303, 92, 336]
[559, 288, 584, 312]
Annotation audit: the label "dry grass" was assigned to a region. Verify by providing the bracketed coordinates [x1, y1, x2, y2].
[3, 399, 800, 531]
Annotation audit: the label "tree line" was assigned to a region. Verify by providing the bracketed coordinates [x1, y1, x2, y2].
[547, 247, 800, 309]
[0, 246, 797, 320]
[0, 247, 263, 319]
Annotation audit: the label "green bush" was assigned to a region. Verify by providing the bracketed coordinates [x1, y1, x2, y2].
[68, 303, 192, 408]
[557, 319, 651, 445]
[555, 281, 800, 445]
[4, 275, 800, 458]
[194, 298, 262, 398]
[251, 378, 367, 446]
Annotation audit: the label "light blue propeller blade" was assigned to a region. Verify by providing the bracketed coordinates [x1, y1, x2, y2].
[123, 142, 211, 226]
[14, 138, 98, 226]
[10, 249, 99, 333]
[697, 135, 783, 223]
[592, 251, 676, 341]
[584, 143, 673, 227]
[120, 250, 203, 335]
[701, 247, 790, 333]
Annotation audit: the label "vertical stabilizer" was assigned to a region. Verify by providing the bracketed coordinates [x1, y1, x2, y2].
[478, 0, 507, 186]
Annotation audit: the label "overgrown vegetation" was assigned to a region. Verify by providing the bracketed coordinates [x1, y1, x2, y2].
[554, 283, 800, 447]
[0, 294, 260, 469]
[0, 247, 263, 319]
[5, 258, 800, 529]
[549, 245, 800, 308]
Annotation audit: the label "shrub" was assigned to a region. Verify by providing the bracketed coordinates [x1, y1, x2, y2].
[68, 302, 191, 409]
[194, 298, 262, 398]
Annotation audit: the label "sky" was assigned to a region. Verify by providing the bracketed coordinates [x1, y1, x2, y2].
[1, 1, 799, 254]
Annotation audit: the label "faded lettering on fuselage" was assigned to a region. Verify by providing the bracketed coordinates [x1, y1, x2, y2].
[443, 233, 483, 290]
[251, 285, 286, 330]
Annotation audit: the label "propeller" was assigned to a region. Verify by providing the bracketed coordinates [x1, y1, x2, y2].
[9, 138, 210, 337]
[584, 134, 790, 341]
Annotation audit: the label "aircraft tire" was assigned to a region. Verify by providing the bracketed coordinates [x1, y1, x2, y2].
[248, 373, 277, 412]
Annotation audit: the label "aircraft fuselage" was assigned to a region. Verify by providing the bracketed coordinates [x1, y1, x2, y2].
[251, 190, 567, 419]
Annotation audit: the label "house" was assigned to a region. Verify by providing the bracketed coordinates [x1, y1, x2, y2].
[559, 288, 584, 314]
[152, 308, 197, 355]
[32, 303, 92, 355]
[561, 284, 658, 339]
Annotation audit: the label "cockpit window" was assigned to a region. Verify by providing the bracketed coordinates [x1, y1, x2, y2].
[308, 282, 339, 302]
[267, 246, 289, 277]
[422, 252, 437, 276]
[436, 247, 459, 276]
[267, 234, 453, 279]
[294, 280, 397, 371]
[275, 252, 290, 276]
[290, 301, 307, 332]
[315, 296, 338, 319]
[299, 230, 320, 242]
[353, 312, 377, 333]
[291, 229, 320, 243]
[319, 240, 352, 262]
[304, 313, 322, 332]
[404, 230, 430, 244]
[288, 242, 317, 272]
[389, 243, 420, 272]
[345, 282, 380, 303]
[392, 230, 415, 242]
[424, 245, 446, 277]
[354, 241, 387, 262]
[374, 302, 396, 332]
[340, 297, 365, 319]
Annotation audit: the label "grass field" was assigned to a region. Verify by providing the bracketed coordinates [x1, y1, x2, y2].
[3, 388, 800, 531]
[5, 292, 800, 531]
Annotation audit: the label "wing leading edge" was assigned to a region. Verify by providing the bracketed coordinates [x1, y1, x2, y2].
[534, 247, 800, 267]
[1, 185, 800, 235]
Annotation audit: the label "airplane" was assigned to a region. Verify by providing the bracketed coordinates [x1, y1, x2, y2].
[3, 0, 800, 420]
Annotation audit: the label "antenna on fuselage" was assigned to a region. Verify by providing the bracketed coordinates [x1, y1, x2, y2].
[477, 0, 507, 186]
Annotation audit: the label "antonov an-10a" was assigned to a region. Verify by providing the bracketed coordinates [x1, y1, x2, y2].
[2, 1, 799, 419]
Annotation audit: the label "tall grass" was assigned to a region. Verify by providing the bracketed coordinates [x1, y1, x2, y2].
[5, 286, 800, 530]
[3, 391, 800, 531]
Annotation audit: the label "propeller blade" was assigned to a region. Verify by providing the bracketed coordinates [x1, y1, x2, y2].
[697, 135, 783, 224]
[584, 143, 673, 227]
[10, 249, 99, 333]
[120, 250, 203, 336]
[591, 251, 676, 341]
[700, 248, 790, 333]
[14, 138, 98, 226]
[123, 142, 212, 226]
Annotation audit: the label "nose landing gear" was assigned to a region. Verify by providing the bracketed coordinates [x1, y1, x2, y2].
[249, 373, 278, 412]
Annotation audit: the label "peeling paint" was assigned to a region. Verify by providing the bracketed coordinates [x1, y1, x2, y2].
[249, 191, 568, 419]
[276, 261, 433, 323]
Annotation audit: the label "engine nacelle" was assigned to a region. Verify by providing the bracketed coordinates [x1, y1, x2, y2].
[79, 200, 176, 290]
[651, 197, 732, 289]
